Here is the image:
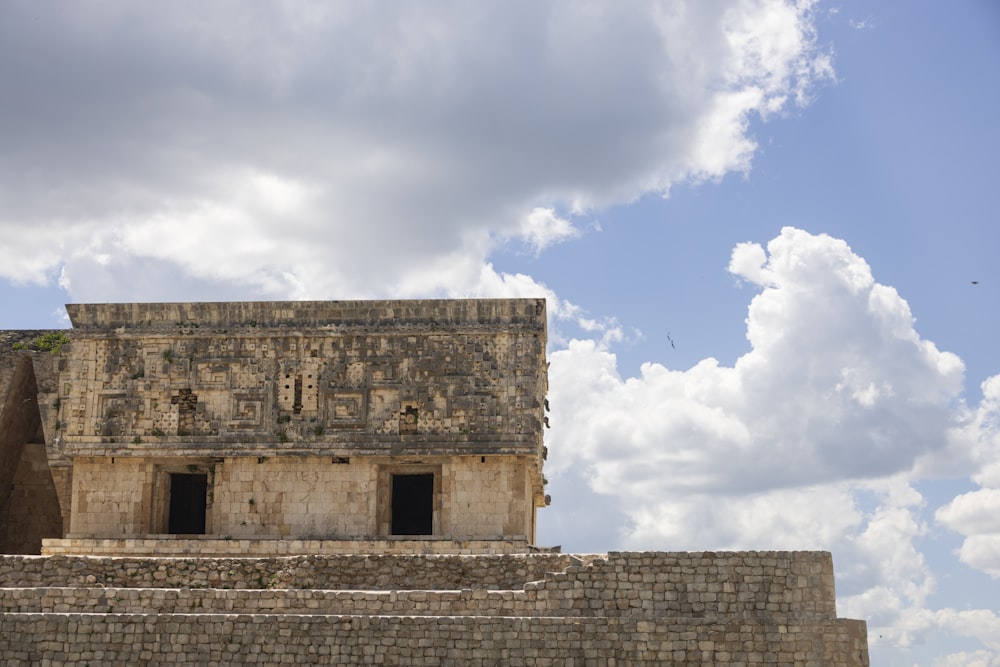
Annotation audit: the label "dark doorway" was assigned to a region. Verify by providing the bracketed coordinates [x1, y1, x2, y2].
[168, 473, 207, 534]
[391, 473, 433, 535]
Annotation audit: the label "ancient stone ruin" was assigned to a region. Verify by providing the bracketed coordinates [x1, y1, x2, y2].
[0, 299, 869, 664]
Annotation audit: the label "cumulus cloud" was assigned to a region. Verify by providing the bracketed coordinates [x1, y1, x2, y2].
[549, 228, 966, 499]
[936, 375, 1000, 578]
[936, 609, 1000, 653]
[936, 653, 1000, 667]
[543, 227, 976, 652]
[517, 208, 580, 255]
[0, 0, 830, 301]
[836, 481, 934, 636]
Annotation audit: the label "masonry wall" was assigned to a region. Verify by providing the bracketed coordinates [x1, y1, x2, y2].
[449, 455, 533, 539]
[0, 354, 35, 550]
[0, 552, 575, 590]
[59, 300, 548, 460]
[0, 551, 870, 665]
[4, 444, 63, 553]
[68, 455, 534, 540]
[214, 456, 376, 538]
[0, 614, 869, 665]
[0, 551, 840, 616]
[68, 458, 148, 537]
[0, 341, 64, 553]
[47, 299, 549, 545]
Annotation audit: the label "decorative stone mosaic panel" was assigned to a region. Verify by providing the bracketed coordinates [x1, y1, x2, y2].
[56, 300, 547, 458]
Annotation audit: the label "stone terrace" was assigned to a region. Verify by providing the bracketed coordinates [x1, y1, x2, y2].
[0, 551, 869, 665]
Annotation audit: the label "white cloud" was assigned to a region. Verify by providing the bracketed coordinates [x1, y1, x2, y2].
[518, 208, 580, 254]
[549, 228, 966, 498]
[837, 484, 934, 632]
[544, 227, 983, 652]
[849, 17, 876, 32]
[936, 609, 1000, 653]
[935, 652, 1000, 667]
[937, 489, 1000, 537]
[728, 240, 772, 285]
[0, 0, 830, 301]
[936, 374, 1000, 578]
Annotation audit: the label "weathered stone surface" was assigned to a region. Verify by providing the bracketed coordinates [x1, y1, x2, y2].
[0, 551, 868, 665]
[0, 336, 64, 554]
[60, 300, 547, 457]
[3, 299, 549, 546]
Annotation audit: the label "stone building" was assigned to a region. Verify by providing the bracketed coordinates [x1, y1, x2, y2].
[0, 299, 869, 664]
[3, 299, 548, 555]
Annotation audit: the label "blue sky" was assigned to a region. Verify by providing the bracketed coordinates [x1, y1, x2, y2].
[2, 2, 999, 664]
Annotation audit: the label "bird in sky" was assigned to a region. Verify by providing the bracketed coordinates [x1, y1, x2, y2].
[667, 333, 676, 349]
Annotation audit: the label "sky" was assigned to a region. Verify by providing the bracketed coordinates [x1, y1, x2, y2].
[1, 1, 998, 664]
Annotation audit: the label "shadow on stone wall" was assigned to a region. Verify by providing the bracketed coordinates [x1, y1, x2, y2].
[0, 336, 64, 554]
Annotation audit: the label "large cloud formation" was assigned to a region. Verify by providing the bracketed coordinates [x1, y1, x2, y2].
[0, 0, 829, 301]
[548, 228, 965, 500]
[541, 228, 998, 658]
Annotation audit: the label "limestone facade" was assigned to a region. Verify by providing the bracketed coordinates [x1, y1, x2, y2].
[21, 299, 548, 550]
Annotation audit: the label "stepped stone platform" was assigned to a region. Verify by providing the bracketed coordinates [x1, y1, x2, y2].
[0, 551, 869, 665]
[41, 537, 547, 557]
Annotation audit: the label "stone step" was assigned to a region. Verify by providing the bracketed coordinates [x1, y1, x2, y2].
[0, 551, 844, 620]
[0, 551, 869, 665]
[41, 537, 552, 558]
[0, 611, 871, 666]
[0, 586, 590, 617]
[0, 553, 578, 590]
[0, 583, 840, 621]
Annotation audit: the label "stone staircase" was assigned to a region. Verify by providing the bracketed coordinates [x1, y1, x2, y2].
[0, 552, 869, 665]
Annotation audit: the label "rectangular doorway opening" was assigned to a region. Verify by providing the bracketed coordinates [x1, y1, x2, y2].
[391, 473, 434, 535]
[168, 473, 207, 534]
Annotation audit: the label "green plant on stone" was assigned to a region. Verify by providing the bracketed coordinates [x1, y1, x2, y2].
[14, 331, 70, 354]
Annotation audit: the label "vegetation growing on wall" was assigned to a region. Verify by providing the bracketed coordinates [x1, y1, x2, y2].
[11, 331, 70, 354]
